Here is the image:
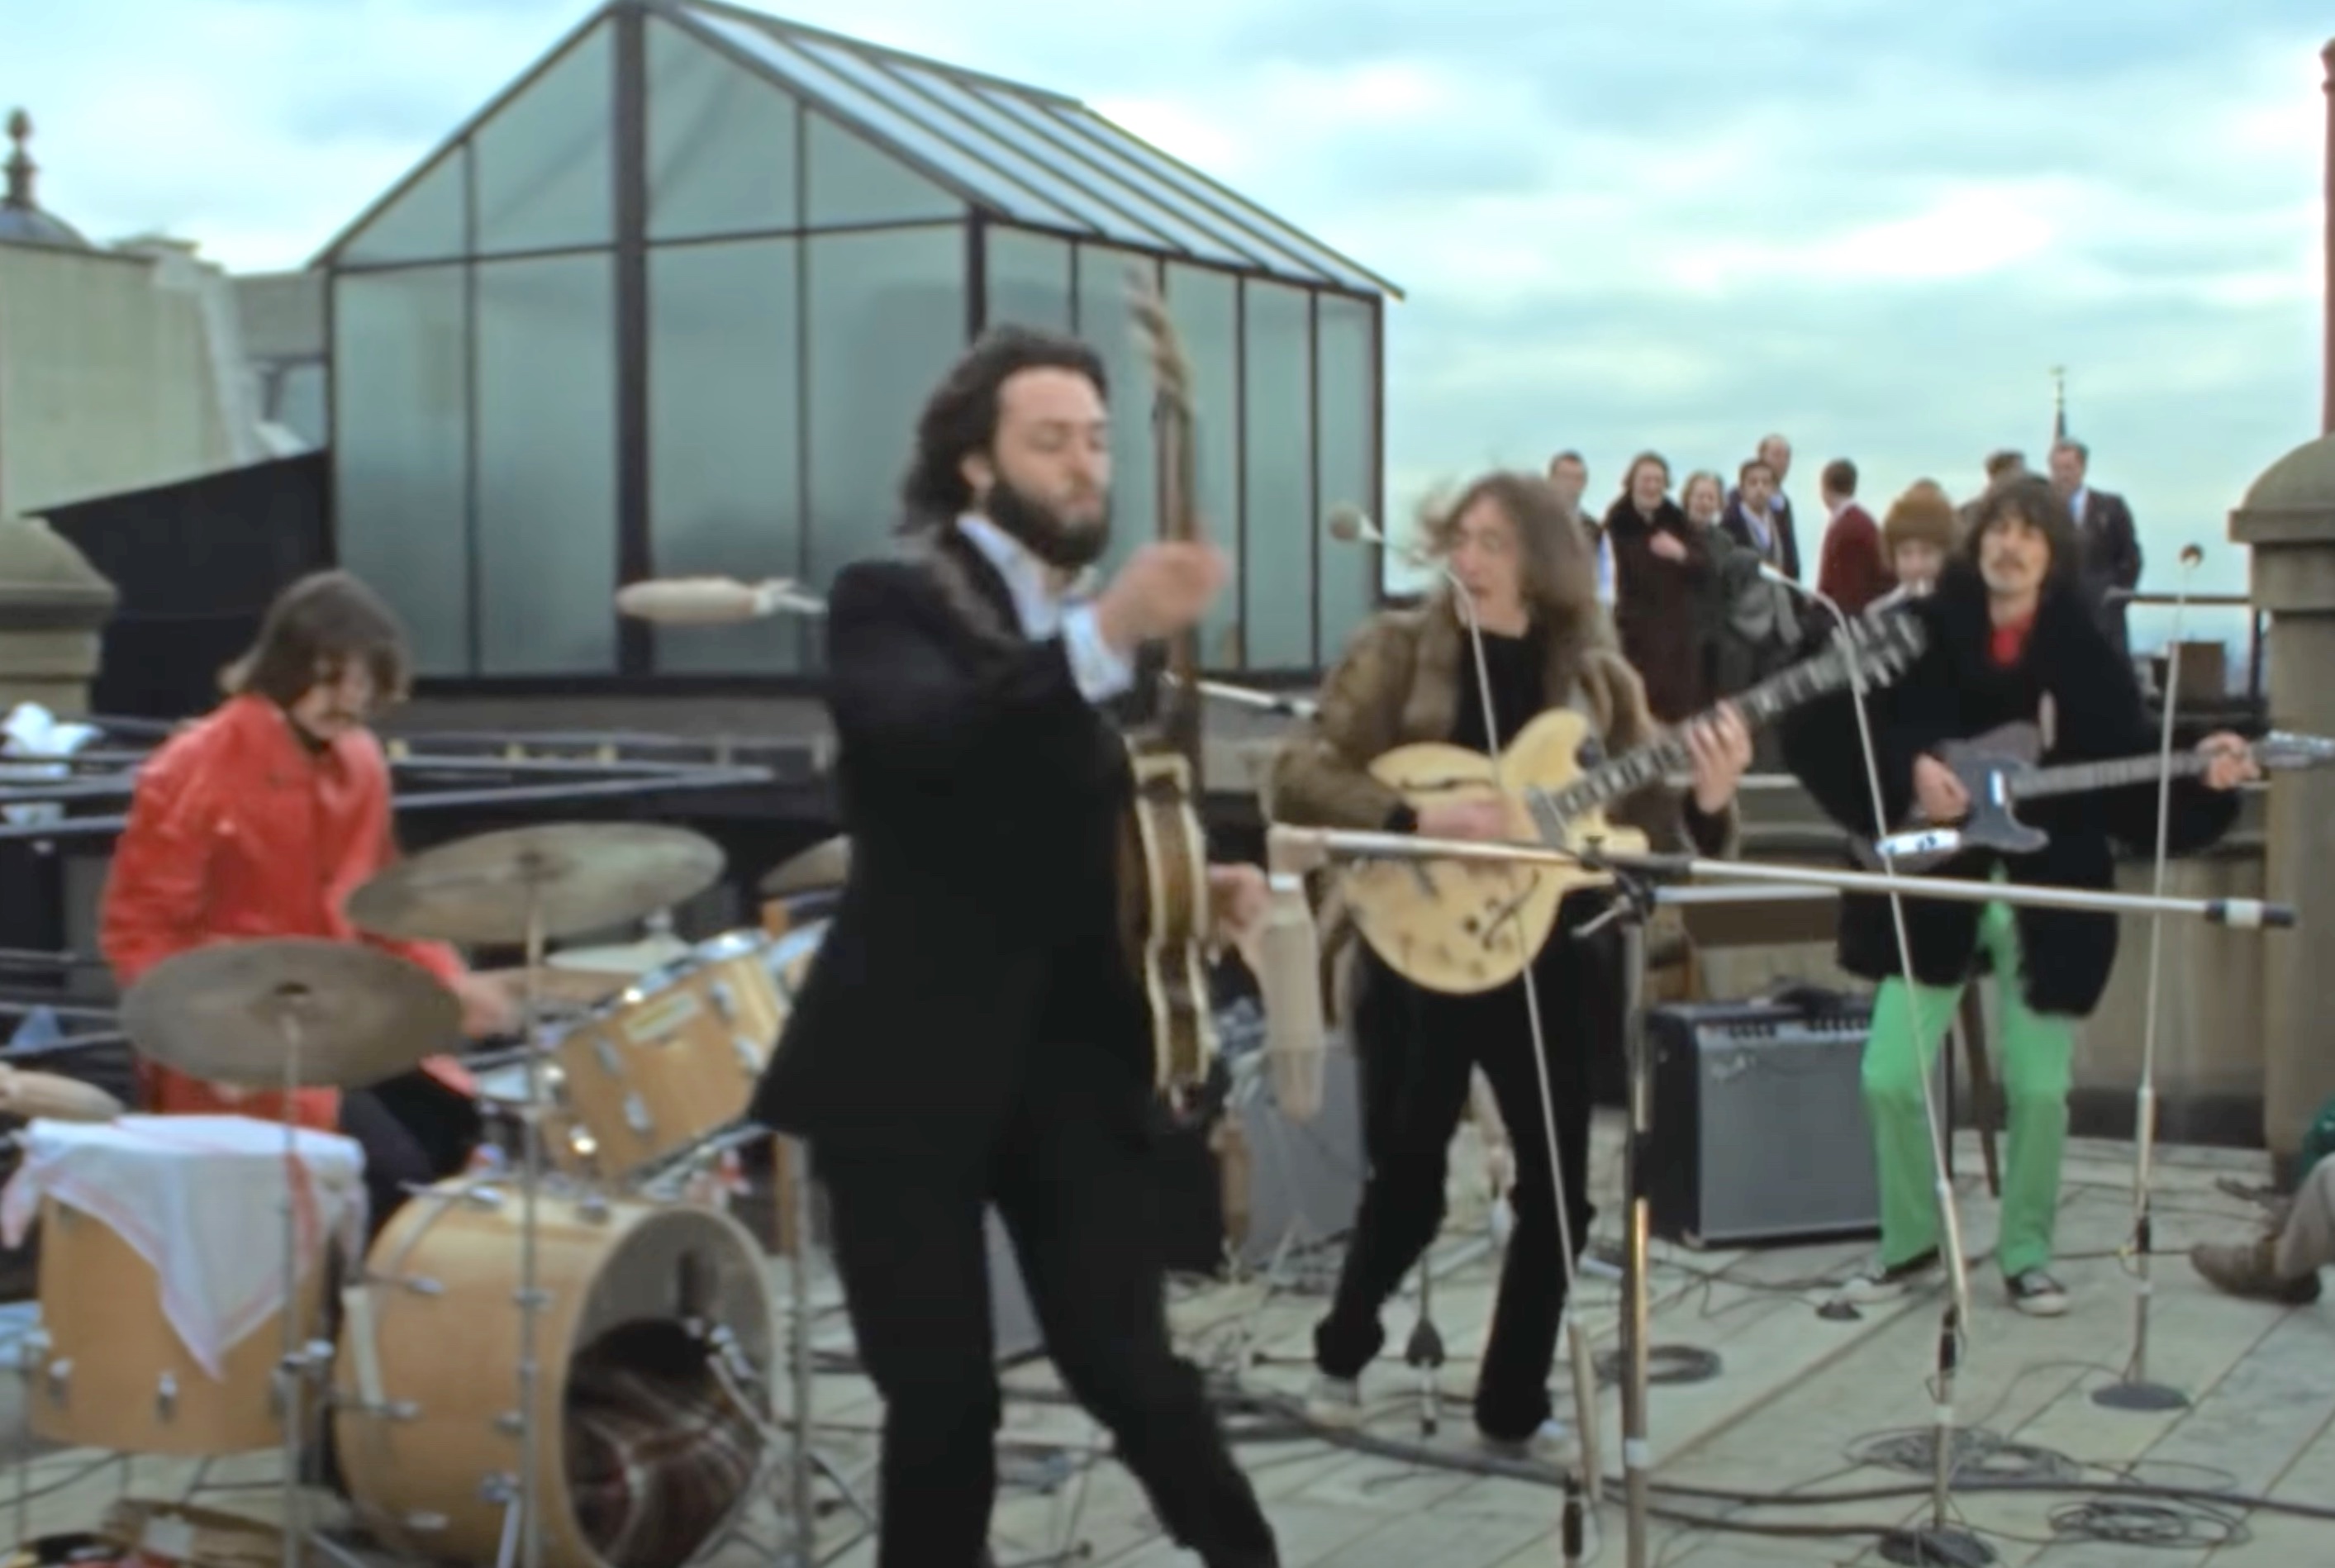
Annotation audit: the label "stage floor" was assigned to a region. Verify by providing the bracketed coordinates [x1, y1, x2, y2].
[2, 1122, 2328, 1568]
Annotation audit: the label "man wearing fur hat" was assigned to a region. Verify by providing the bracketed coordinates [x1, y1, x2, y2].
[1866, 481, 1959, 615]
[1268, 471, 1751, 1456]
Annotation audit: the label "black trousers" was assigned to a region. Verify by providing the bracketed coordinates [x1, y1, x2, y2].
[337, 1071, 482, 1240]
[1313, 902, 1616, 1442]
[812, 1044, 1275, 1568]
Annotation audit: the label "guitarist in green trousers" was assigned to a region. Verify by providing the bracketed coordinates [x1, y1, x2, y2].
[1781, 475, 2256, 1316]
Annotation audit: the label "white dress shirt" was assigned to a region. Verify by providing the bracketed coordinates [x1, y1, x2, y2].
[955, 515, 1134, 705]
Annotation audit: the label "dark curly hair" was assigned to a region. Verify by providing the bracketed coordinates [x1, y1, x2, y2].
[1962, 474, 2081, 586]
[897, 325, 1109, 531]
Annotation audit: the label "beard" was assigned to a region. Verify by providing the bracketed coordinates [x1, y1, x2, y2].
[983, 474, 1111, 571]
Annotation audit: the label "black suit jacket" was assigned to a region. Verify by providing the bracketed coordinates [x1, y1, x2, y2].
[1778, 561, 2234, 1017]
[2072, 488, 2142, 653]
[749, 526, 1155, 1162]
[1720, 493, 1801, 582]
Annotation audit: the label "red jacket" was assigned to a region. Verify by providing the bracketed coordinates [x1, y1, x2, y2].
[1816, 503, 1895, 615]
[100, 696, 473, 1131]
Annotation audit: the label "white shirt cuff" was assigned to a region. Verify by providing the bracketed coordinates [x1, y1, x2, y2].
[1062, 604, 1136, 703]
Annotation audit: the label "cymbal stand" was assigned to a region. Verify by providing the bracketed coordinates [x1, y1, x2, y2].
[273, 1000, 312, 1568]
[493, 869, 552, 1568]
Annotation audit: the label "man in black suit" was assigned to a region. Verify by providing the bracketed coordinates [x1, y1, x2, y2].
[1722, 446, 1801, 581]
[750, 325, 1279, 1568]
[2047, 437, 2142, 653]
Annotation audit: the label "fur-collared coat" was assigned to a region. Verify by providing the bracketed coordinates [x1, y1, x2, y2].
[1267, 595, 1738, 1003]
[1779, 560, 2240, 1017]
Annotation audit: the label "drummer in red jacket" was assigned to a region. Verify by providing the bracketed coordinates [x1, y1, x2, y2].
[99, 571, 517, 1223]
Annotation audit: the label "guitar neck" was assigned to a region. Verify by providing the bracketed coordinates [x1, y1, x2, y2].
[2010, 750, 2207, 802]
[1534, 650, 1852, 821]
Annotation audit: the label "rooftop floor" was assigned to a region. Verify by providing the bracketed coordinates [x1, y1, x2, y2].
[1, 1123, 2327, 1568]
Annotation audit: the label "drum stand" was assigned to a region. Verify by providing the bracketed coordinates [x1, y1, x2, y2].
[497, 879, 554, 1568]
[269, 1003, 318, 1568]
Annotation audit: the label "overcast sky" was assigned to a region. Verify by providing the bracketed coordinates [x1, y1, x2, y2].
[13, 0, 2332, 646]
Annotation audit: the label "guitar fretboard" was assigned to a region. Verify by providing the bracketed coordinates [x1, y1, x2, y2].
[2007, 752, 2208, 802]
[1527, 646, 1863, 834]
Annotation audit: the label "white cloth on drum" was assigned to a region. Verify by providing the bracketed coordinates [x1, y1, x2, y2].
[0, 1114, 367, 1380]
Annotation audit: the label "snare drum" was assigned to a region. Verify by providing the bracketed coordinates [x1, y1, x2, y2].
[540, 931, 787, 1181]
[7, 1115, 363, 1456]
[333, 1180, 773, 1568]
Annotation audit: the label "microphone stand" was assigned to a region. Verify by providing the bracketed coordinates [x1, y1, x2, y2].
[2093, 548, 2206, 1414]
[1763, 567, 1981, 1566]
[1265, 823, 2295, 1568]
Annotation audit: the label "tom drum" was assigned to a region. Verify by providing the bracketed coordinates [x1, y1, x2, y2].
[540, 932, 787, 1181]
[3, 1115, 363, 1456]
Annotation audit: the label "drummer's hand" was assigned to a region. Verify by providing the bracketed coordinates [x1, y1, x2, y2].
[452, 972, 522, 1038]
[1208, 863, 1269, 972]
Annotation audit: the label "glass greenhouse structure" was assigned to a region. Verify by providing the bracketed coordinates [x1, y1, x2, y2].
[316, 0, 1397, 686]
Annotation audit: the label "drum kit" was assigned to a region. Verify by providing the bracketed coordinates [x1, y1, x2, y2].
[0, 821, 858, 1568]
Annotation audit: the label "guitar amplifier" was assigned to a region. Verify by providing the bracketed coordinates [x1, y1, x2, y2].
[1646, 996, 1909, 1249]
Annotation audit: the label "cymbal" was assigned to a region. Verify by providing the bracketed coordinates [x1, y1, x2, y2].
[0, 1065, 122, 1123]
[348, 823, 725, 947]
[759, 835, 850, 898]
[121, 938, 461, 1090]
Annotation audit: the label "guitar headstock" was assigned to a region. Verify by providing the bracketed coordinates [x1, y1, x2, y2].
[2254, 729, 2335, 772]
[1126, 266, 1193, 427]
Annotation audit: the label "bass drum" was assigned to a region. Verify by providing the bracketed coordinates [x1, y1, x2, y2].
[333, 1180, 774, 1568]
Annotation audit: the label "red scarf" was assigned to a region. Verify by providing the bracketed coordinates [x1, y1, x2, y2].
[1989, 610, 2035, 668]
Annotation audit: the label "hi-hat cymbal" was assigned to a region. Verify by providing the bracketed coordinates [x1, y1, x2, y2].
[349, 823, 725, 947]
[121, 938, 462, 1090]
[0, 1065, 122, 1123]
[759, 835, 850, 898]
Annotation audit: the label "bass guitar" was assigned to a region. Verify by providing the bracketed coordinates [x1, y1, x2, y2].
[1117, 269, 1218, 1104]
[1860, 721, 2335, 872]
[1343, 614, 1929, 995]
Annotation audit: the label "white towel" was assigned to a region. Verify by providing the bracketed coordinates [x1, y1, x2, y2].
[0, 1114, 367, 1380]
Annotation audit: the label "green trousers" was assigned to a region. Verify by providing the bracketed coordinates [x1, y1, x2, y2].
[1863, 899, 2075, 1281]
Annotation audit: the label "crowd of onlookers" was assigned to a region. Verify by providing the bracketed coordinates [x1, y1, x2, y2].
[1538, 435, 2142, 724]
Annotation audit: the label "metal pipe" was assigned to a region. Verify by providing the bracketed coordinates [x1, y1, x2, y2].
[0, 766, 773, 841]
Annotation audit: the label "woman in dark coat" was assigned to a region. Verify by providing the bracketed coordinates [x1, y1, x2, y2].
[1605, 451, 1710, 720]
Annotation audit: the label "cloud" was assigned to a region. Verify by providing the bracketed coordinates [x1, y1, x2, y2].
[10, 0, 2332, 625]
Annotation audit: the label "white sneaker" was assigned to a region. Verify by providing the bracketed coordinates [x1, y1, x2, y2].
[1304, 1373, 1363, 1428]
[1831, 1248, 1942, 1306]
[1480, 1418, 1578, 1469]
[2005, 1269, 2069, 1317]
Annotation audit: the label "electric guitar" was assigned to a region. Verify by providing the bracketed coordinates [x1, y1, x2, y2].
[1859, 721, 2335, 872]
[1341, 614, 1930, 995]
[1117, 269, 1217, 1103]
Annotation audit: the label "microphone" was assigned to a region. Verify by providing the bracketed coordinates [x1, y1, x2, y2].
[615, 577, 825, 625]
[1253, 866, 1326, 1123]
[1326, 505, 1433, 567]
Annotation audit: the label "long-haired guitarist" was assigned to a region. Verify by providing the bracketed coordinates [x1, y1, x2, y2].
[1268, 471, 1751, 1460]
[1781, 474, 2255, 1316]
[746, 325, 1278, 1568]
